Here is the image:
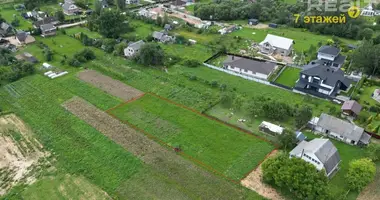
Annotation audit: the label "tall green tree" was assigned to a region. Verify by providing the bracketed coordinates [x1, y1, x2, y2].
[97, 10, 127, 38]
[55, 11, 65, 22]
[276, 130, 297, 151]
[115, 0, 126, 10]
[346, 158, 376, 191]
[135, 43, 165, 66]
[294, 105, 312, 128]
[358, 28, 374, 40]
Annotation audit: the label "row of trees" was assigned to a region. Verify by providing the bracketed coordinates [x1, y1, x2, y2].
[194, 0, 370, 40]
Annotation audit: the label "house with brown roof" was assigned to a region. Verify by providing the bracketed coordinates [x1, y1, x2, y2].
[341, 100, 362, 118]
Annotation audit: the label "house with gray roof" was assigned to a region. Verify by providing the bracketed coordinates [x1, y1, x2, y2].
[62, 1, 80, 15]
[33, 16, 60, 29]
[290, 138, 341, 178]
[124, 40, 145, 57]
[259, 34, 294, 56]
[152, 31, 175, 43]
[223, 55, 277, 80]
[0, 22, 12, 36]
[40, 23, 57, 37]
[317, 46, 346, 68]
[312, 113, 371, 146]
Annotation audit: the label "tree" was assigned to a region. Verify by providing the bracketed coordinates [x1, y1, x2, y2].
[135, 43, 165, 66]
[55, 11, 65, 22]
[351, 40, 380, 76]
[220, 92, 233, 108]
[365, 143, 380, 162]
[97, 10, 127, 38]
[44, 48, 53, 61]
[115, 0, 126, 10]
[358, 28, 374, 40]
[94, 0, 102, 15]
[262, 154, 329, 200]
[346, 158, 376, 191]
[276, 129, 297, 150]
[294, 106, 312, 128]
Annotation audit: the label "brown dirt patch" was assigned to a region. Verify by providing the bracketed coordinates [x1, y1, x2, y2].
[0, 114, 50, 195]
[62, 97, 259, 199]
[77, 70, 144, 101]
[241, 150, 285, 200]
[244, 23, 269, 29]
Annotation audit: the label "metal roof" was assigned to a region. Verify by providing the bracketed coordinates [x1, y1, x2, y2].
[223, 55, 276, 76]
[341, 100, 362, 115]
[259, 34, 293, 50]
[318, 45, 340, 56]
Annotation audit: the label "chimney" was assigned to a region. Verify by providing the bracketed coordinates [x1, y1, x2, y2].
[232, 55, 234, 60]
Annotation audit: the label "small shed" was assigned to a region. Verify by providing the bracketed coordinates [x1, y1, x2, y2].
[259, 121, 284, 135]
[268, 23, 278, 28]
[248, 19, 259, 25]
[341, 100, 362, 117]
[295, 131, 307, 142]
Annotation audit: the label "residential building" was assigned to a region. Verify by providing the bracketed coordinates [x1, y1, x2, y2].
[33, 16, 60, 29]
[172, 0, 187, 6]
[248, 19, 259, 25]
[15, 31, 27, 44]
[0, 22, 12, 37]
[62, 1, 80, 15]
[373, 89, 380, 103]
[164, 24, 172, 31]
[295, 46, 351, 97]
[258, 121, 284, 135]
[222, 55, 277, 80]
[289, 138, 340, 178]
[309, 113, 371, 146]
[124, 40, 145, 57]
[218, 25, 237, 35]
[126, 0, 139, 4]
[99, 0, 109, 8]
[341, 100, 362, 118]
[15, 52, 38, 63]
[40, 24, 57, 37]
[259, 34, 293, 56]
[152, 31, 175, 43]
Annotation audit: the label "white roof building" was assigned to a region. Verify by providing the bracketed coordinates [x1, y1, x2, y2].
[259, 121, 284, 135]
[259, 34, 294, 56]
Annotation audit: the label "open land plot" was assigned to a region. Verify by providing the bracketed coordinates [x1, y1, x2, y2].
[65, 27, 103, 39]
[303, 131, 367, 200]
[62, 96, 264, 200]
[0, 7, 33, 30]
[230, 27, 355, 52]
[109, 93, 275, 180]
[274, 67, 301, 87]
[78, 70, 144, 101]
[0, 114, 50, 195]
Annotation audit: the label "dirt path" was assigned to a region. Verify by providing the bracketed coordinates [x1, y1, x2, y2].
[78, 70, 144, 101]
[241, 150, 285, 200]
[62, 97, 257, 200]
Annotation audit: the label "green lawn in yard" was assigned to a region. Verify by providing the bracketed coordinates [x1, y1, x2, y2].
[125, 20, 160, 40]
[274, 67, 301, 87]
[283, 0, 298, 4]
[0, 7, 33, 30]
[230, 27, 355, 52]
[161, 43, 213, 61]
[65, 27, 102, 39]
[109, 94, 275, 180]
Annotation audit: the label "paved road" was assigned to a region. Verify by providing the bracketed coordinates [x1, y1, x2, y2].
[58, 20, 87, 29]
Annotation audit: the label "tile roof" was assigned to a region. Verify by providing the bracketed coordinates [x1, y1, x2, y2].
[318, 45, 340, 56]
[223, 55, 276, 76]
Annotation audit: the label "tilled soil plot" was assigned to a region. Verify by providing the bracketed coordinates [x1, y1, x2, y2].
[78, 70, 144, 101]
[62, 97, 259, 200]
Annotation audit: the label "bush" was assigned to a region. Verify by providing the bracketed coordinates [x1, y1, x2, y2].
[68, 58, 81, 67]
[210, 80, 218, 88]
[183, 59, 201, 68]
[189, 75, 197, 81]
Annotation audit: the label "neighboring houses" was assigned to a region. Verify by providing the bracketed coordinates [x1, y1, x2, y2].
[248, 19, 259, 25]
[126, 0, 139, 4]
[295, 46, 351, 97]
[0, 22, 13, 37]
[172, 0, 187, 6]
[99, 0, 109, 8]
[152, 31, 175, 43]
[361, 3, 380, 16]
[290, 138, 341, 178]
[124, 40, 145, 57]
[164, 24, 172, 31]
[40, 24, 57, 37]
[15, 30, 36, 45]
[373, 89, 380, 103]
[218, 25, 237, 35]
[309, 113, 371, 146]
[33, 16, 60, 29]
[341, 100, 362, 118]
[15, 52, 38, 63]
[259, 34, 293, 56]
[62, 1, 81, 15]
[223, 55, 277, 80]
[259, 121, 284, 135]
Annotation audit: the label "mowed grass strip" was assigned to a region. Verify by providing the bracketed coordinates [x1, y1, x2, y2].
[274, 67, 301, 87]
[110, 94, 275, 180]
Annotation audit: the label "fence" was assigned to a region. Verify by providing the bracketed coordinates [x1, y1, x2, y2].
[365, 131, 380, 139]
[203, 63, 271, 85]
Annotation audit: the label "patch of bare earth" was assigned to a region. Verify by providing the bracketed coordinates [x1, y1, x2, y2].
[77, 70, 144, 101]
[62, 97, 254, 199]
[241, 150, 285, 200]
[357, 165, 380, 200]
[0, 114, 50, 195]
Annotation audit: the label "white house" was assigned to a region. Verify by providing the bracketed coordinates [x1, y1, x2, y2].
[124, 40, 145, 57]
[62, 1, 80, 15]
[259, 34, 293, 56]
[126, 0, 139, 4]
[309, 113, 371, 146]
[290, 138, 341, 178]
[223, 55, 277, 80]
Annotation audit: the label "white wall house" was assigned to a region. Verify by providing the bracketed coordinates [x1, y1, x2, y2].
[124, 40, 145, 57]
[259, 34, 293, 56]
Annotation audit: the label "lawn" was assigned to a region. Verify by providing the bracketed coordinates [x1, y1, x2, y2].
[274, 66, 301, 87]
[230, 27, 355, 52]
[109, 94, 275, 180]
[65, 27, 102, 39]
[0, 7, 33, 30]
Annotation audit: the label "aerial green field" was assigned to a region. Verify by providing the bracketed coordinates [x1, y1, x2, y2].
[274, 67, 301, 87]
[109, 93, 275, 180]
[230, 27, 355, 52]
[65, 27, 103, 39]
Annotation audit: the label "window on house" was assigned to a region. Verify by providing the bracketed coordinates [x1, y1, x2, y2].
[325, 129, 329, 134]
[351, 140, 355, 144]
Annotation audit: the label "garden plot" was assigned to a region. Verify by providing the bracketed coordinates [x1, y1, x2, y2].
[0, 114, 50, 195]
[62, 97, 264, 200]
[78, 70, 144, 101]
[109, 94, 275, 181]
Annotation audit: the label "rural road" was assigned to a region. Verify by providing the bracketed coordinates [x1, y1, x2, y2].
[58, 20, 87, 29]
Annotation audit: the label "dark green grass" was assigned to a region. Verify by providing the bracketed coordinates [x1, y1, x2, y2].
[274, 67, 301, 87]
[110, 94, 275, 180]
